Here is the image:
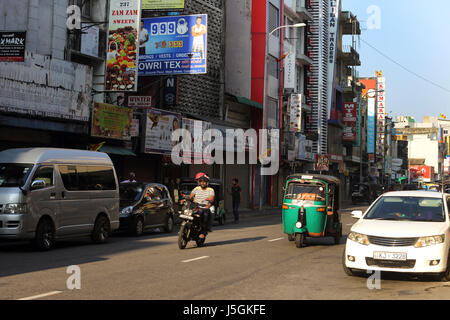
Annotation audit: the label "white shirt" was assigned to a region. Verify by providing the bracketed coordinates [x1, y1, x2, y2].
[139, 28, 149, 48]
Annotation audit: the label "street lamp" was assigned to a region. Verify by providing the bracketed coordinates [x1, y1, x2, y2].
[259, 23, 307, 211]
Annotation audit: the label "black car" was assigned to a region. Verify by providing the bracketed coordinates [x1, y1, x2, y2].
[119, 182, 175, 236]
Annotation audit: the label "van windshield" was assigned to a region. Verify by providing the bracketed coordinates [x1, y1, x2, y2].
[0, 164, 33, 188]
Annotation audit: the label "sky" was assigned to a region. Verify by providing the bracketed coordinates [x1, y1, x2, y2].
[342, 0, 450, 122]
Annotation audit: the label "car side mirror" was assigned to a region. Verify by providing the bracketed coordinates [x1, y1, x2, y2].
[31, 179, 46, 190]
[351, 210, 363, 219]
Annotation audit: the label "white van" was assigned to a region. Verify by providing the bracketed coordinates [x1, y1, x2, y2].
[0, 148, 120, 250]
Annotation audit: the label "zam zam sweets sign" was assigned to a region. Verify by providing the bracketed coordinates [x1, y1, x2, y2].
[105, 0, 141, 92]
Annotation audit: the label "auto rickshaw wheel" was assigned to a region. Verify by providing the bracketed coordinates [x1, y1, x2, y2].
[295, 233, 305, 248]
[288, 234, 295, 242]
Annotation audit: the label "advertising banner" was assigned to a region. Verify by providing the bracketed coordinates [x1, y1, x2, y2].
[367, 96, 376, 154]
[105, 0, 141, 92]
[0, 31, 26, 62]
[289, 94, 302, 132]
[284, 44, 295, 91]
[409, 165, 434, 182]
[327, 0, 340, 119]
[141, 0, 185, 10]
[342, 102, 357, 142]
[91, 103, 133, 140]
[143, 108, 181, 155]
[138, 14, 207, 76]
[81, 24, 99, 57]
[315, 154, 330, 171]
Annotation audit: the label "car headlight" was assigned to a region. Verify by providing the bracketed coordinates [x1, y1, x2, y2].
[120, 206, 133, 216]
[4, 203, 27, 214]
[348, 232, 369, 246]
[414, 235, 445, 248]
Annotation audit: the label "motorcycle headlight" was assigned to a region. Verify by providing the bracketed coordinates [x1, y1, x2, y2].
[348, 232, 369, 246]
[120, 206, 133, 216]
[4, 203, 27, 214]
[414, 235, 445, 248]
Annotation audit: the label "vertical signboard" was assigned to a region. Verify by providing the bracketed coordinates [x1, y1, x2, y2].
[342, 102, 357, 141]
[105, 0, 141, 92]
[367, 95, 376, 154]
[138, 14, 207, 75]
[289, 94, 302, 132]
[284, 44, 295, 91]
[327, 0, 340, 119]
[81, 24, 99, 57]
[376, 77, 386, 156]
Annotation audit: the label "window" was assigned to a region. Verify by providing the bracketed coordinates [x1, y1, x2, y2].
[0, 164, 33, 188]
[59, 165, 116, 191]
[268, 55, 279, 79]
[285, 17, 294, 42]
[269, 3, 280, 37]
[32, 166, 54, 188]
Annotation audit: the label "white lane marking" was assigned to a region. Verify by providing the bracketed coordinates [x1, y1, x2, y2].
[268, 237, 284, 242]
[18, 291, 62, 300]
[346, 224, 354, 226]
[182, 256, 209, 263]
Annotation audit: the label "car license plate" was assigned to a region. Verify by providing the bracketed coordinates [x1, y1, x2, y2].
[373, 252, 407, 261]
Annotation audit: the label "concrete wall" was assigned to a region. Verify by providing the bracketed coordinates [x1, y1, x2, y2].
[0, 0, 68, 60]
[225, 0, 252, 98]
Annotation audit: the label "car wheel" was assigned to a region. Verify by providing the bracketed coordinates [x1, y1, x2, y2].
[164, 215, 174, 233]
[440, 253, 450, 282]
[91, 215, 111, 244]
[32, 219, 55, 251]
[178, 222, 188, 249]
[295, 233, 305, 248]
[288, 234, 295, 242]
[130, 216, 144, 236]
[342, 250, 356, 276]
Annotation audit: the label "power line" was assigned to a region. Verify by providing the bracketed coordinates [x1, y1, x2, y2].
[360, 38, 450, 94]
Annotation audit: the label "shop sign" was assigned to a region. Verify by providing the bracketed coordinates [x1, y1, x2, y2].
[105, 0, 141, 92]
[0, 31, 26, 62]
[91, 102, 133, 140]
[143, 108, 182, 155]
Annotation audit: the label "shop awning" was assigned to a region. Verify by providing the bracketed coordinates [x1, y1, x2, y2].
[226, 93, 263, 110]
[99, 145, 136, 156]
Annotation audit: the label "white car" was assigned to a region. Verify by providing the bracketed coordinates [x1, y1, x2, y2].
[343, 191, 450, 281]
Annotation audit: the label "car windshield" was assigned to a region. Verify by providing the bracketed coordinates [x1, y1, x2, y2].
[0, 163, 33, 188]
[119, 184, 144, 202]
[365, 196, 445, 222]
[285, 183, 326, 201]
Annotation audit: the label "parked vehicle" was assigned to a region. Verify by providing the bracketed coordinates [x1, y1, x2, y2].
[282, 174, 342, 248]
[177, 177, 227, 225]
[0, 148, 120, 250]
[351, 183, 375, 204]
[119, 182, 175, 236]
[343, 191, 450, 281]
[177, 199, 208, 249]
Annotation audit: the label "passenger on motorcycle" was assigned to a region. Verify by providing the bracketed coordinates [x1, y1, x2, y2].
[185, 173, 215, 238]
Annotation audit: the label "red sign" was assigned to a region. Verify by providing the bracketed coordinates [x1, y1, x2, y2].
[342, 102, 357, 142]
[409, 165, 434, 182]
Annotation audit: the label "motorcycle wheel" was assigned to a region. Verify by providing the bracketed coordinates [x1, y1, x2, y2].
[178, 222, 188, 249]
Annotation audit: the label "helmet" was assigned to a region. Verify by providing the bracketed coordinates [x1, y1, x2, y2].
[195, 172, 210, 182]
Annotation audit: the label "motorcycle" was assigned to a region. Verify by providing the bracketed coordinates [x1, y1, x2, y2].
[177, 200, 208, 249]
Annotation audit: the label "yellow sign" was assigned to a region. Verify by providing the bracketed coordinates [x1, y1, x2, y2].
[142, 0, 185, 10]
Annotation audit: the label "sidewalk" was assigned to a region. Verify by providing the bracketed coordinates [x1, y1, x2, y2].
[229, 207, 282, 221]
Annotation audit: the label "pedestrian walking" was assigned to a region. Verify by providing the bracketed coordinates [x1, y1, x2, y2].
[228, 178, 242, 224]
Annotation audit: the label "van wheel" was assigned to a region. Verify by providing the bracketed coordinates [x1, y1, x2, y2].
[130, 216, 144, 236]
[91, 216, 111, 244]
[164, 215, 174, 233]
[33, 219, 55, 251]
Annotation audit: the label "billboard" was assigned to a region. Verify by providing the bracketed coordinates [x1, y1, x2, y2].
[342, 102, 357, 142]
[141, 0, 185, 10]
[376, 77, 386, 156]
[105, 0, 141, 92]
[361, 78, 377, 154]
[138, 14, 207, 76]
[409, 165, 434, 182]
[0, 31, 26, 62]
[91, 103, 133, 140]
[327, 0, 341, 119]
[142, 108, 181, 154]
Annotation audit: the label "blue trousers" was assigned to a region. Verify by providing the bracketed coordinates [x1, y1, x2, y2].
[232, 201, 240, 222]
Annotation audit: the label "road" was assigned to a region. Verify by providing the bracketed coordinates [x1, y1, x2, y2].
[0, 203, 449, 300]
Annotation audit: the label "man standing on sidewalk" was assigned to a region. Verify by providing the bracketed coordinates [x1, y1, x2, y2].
[229, 179, 242, 224]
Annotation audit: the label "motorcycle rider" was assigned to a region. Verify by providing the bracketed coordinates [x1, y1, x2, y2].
[185, 173, 215, 238]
